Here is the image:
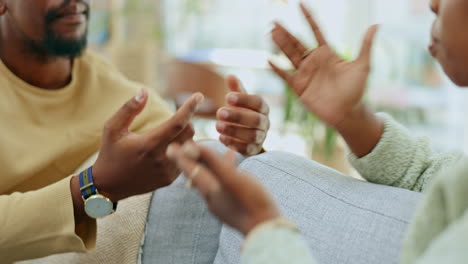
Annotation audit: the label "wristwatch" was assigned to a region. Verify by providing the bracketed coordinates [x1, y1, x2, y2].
[79, 167, 117, 219]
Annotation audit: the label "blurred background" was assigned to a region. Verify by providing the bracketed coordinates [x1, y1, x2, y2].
[88, 0, 468, 175]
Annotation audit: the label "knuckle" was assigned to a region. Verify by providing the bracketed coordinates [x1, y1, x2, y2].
[137, 146, 150, 159]
[249, 132, 258, 143]
[253, 115, 263, 127]
[224, 125, 235, 135]
[253, 94, 262, 101]
[237, 94, 248, 105]
[184, 130, 195, 141]
[122, 100, 137, 113]
[103, 122, 113, 136]
[228, 111, 240, 123]
[250, 95, 261, 108]
[187, 126, 195, 137]
[220, 135, 231, 145]
[147, 147, 159, 158]
[219, 106, 229, 112]
[171, 119, 186, 133]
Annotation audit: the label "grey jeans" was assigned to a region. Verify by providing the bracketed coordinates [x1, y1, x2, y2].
[142, 142, 422, 264]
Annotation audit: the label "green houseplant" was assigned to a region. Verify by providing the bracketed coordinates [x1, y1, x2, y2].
[283, 85, 338, 160]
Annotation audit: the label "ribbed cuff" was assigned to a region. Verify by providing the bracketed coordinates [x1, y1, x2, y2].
[242, 218, 299, 251]
[347, 113, 418, 184]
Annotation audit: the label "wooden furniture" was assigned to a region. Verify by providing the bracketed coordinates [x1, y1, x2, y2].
[164, 60, 229, 118]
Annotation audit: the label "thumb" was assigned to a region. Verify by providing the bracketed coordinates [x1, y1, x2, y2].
[149, 92, 204, 142]
[104, 88, 148, 138]
[226, 75, 247, 93]
[357, 25, 379, 64]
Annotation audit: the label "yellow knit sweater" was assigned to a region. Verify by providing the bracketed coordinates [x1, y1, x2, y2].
[0, 51, 172, 263]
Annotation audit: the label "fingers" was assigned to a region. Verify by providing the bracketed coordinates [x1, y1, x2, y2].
[295, 46, 329, 77]
[171, 124, 195, 145]
[270, 58, 315, 97]
[190, 144, 239, 184]
[104, 88, 148, 139]
[193, 145, 266, 205]
[269, 61, 292, 84]
[226, 75, 247, 93]
[169, 142, 281, 236]
[357, 25, 379, 64]
[219, 135, 263, 156]
[225, 75, 269, 114]
[166, 143, 221, 196]
[221, 77, 268, 156]
[170, 142, 274, 211]
[148, 93, 204, 143]
[224, 149, 238, 168]
[271, 23, 308, 68]
[226, 93, 269, 115]
[217, 107, 269, 131]
[216, 122, 267, 145]
[300, 3, 328, 46]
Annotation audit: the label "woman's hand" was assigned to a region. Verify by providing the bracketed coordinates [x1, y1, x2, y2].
[270, 3, 384, 157]
[166, 142, 281, 236]
[270, 3, 378, 130]
[216, 75, 270, 156]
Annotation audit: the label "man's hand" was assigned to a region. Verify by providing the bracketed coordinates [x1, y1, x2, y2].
[91, 89, 204, 202]
[216, 75, 270, 156]
[166, 142, 281, 236]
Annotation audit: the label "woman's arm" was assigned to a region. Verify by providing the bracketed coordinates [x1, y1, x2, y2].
[270, 4, 464, 191]
[349, 113, 463, 192]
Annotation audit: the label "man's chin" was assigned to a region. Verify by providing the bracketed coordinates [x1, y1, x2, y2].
[42, 29, 88, 58]
[45, 38, 88, 58]
[51, 25, 88, 43]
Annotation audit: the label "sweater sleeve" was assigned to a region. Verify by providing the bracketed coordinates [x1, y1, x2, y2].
[400, 157, 468, 264]
[403, 212, 468, 264]
[348, 113, 464, 192]
[241, 225, 317, 264]
[0, 176, 96, 263]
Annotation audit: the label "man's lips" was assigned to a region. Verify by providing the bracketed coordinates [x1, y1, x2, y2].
[56, 13, 86, 24]
[54, 4, 88, 24]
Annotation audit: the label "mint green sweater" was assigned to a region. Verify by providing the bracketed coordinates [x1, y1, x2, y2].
[241, 113, 467, 263]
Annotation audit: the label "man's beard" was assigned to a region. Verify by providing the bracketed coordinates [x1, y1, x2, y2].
[26, 0, 90, 59]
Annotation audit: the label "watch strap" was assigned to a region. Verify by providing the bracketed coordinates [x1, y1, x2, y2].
[79, 167, 97, 199]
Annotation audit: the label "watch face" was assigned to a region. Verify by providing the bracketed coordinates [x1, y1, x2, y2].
[84, 195, 114, 218]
